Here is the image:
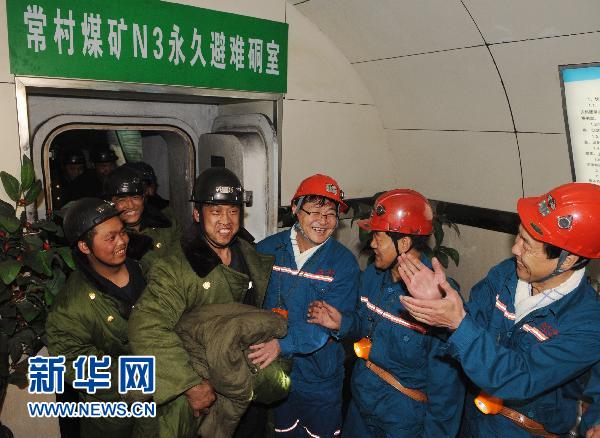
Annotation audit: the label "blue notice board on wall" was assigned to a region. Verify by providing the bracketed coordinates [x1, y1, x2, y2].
[560, 63, 600, 183]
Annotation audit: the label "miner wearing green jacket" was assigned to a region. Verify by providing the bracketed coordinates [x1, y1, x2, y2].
[128, 167, 276, 438]
[46, 197, 150, 438]
[103, 165, 182, 270]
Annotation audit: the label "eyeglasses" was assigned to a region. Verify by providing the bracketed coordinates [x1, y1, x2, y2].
[300, 207, 338, 222]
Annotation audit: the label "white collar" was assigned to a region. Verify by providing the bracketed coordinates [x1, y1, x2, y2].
[290, 227, 324, 270]
[514, 267, 585, 323]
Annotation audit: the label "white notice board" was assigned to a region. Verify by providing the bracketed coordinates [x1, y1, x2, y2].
[560, 63, 600, 183]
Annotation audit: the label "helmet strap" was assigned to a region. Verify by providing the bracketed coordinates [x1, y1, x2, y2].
[294, 221, 322, 247]
[124, 216, 143, 230]
[202, 227, 237, 249]
[536, 249, 571, 283]
[388, 233, 413, 269]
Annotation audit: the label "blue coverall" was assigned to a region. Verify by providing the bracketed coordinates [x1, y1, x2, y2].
[258, 230, 360, 437]
[446, 258, 600, 437]
[581, 362, 600, 435]
[338, 260, 465, 437]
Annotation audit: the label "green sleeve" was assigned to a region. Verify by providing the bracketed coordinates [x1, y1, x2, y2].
[128, 259, 203, 405]
[46, 288, 121, 402]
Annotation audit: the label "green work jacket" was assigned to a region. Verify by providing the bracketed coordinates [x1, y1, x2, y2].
[128, 229, 274, 438]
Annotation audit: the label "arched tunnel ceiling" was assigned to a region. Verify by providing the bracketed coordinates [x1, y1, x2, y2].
[289, 0, 600, 208]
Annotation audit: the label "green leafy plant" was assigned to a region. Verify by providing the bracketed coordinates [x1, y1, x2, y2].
[347, 195, 460, 268]
[0, 156, 73, 402]
[421, 212, 460, 268]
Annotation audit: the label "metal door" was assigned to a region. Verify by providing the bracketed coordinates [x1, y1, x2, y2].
[197, 114, 279, 241]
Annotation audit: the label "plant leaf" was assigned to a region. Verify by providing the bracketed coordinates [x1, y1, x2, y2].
[39, 251, 54, 276]
[435, 251, 449, 269]
[0, 171, 20, 202]
[421, 246, 433, 260]
[440, 246, 460, 267]
[358, 227, 371, 243]
[16, 299, 41, 323]
[56, 247, 75, 270]
[24, 234, 43, 250]
[20, 155, 35, 192]
[25, 251, 52, 276]
[8, 339, 22, 364]
[0, 199, 15, 217]
[44, 288, 54, 306]
[0, 299, 17, 336]
[24, 180, 42, 205]
[31, 220, 59, 233]
[0, 259, 23, 284]
[45, 268, 66, 297]
[433, 220, 444, 248]
[8, 369, 28, 389]
[0, 214, 20, 233]
[449, 222, 461, 237]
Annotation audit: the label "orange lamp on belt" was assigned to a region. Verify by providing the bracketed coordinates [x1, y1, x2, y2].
[474, 391, 504, 415]
[354, 337, 372, 360]
[272, 308, 288, 319]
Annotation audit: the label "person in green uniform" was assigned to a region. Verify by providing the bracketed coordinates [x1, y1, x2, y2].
[103, 165, 182, 269]
[122, 161, 170, 212]
[128, 167, 276, 437]
[46, 198, 149, 438]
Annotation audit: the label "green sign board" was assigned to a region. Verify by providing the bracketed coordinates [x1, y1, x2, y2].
[6, 0, 288, 93]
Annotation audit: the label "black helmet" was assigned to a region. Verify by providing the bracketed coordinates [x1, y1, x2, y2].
[191, 168, 246, 205]
[61, 150, 85, 165]
[91, 148, 118, 163]
[63, 198, 120, 245]
[122, 161, 157, 185]
[103, 166, 145, 198]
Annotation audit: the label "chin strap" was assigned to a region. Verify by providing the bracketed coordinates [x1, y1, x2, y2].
[294, 221, 322, 247]
[125, 217, 142, 230]
[199, 224, 238, 249]
[535, 250, 571, 283]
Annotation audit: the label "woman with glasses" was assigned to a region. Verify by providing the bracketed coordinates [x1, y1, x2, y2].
[250, 174, 360, 437]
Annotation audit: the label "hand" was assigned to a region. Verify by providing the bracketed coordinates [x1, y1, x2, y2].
[397, 254, 447, 300]
[399, 280, 466, 330]
[248, 338, 281, 369]
[588, 425, 600, 438]
[307, 300, 342, 330]
[184, 381, 216, 417]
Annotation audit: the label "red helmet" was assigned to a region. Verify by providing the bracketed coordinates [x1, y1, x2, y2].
[517, 182, 600, 259]
[291, 174, 349, 213]
[358, 189, 433, 235]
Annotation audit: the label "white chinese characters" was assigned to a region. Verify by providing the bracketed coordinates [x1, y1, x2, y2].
[22, 4, 283, 78]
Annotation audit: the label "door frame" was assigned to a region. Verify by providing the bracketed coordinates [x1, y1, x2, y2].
[14, 76, 284, 220]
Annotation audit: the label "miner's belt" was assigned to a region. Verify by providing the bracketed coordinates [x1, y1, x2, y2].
[365, 360, 427, 403]
[499, 405, 559, 438]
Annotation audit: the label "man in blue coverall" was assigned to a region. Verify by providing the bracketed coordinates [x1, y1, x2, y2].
[307, 189, 465, 437]
[397, 182, 600, 437]
[249, 173, 359, 437]
[582, 364, 600, 437]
